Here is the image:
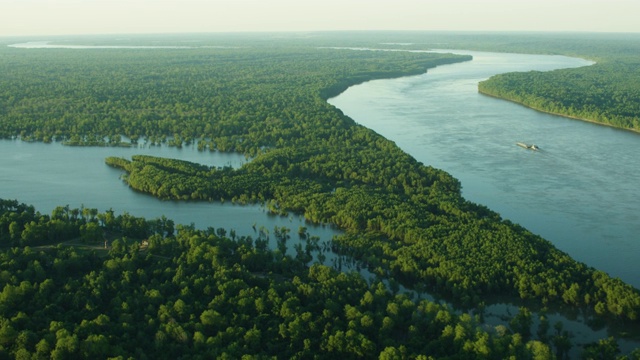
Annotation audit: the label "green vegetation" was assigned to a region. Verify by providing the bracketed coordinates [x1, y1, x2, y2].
[3, 199, 639, 359]
[107, 148, 640, 323]
[2, 32, 640, 356]
[455, 32, 640, 132]
[478, 62, 640, 131]
[0, 43, 466, 147]
[0, 199, 555, 358]
[321, 32, 640, 132]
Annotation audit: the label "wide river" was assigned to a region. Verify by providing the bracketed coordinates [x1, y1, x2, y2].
[330, 49, 639, 289]
[1, 47, 639, 352]
[1, 48, 638, 290]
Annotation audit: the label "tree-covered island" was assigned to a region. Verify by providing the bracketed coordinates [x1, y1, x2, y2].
[1, 32, 639, 358]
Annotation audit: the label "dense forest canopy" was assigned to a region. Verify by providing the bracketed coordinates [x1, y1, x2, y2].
[0, 41, 467, 146]
[1, 32, 640, 357]
[4, 198, 621, 359]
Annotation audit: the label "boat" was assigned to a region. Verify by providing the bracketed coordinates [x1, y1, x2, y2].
[516, 142, 540, 151]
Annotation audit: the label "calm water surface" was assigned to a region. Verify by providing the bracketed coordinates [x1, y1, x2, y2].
[0, 140, 339, 243]
[329, 49, 640, 289]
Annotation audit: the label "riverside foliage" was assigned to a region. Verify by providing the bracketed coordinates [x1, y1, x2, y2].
[0, 199, 635, 359]
[478, 62, 640, 131]
[468, 33, 640, 132]
[2, 33, 640, 357]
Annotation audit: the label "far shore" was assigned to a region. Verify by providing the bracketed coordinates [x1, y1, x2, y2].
[478, 89, 640, 135]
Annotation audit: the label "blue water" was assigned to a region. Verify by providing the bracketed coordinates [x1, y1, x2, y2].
[0, 140, 338, 244]
[329, 49, 639, 289]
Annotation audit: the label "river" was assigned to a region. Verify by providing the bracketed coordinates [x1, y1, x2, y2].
[1, 47, 636, 290]
[1, 46, 638, 352]
[329, 49, 640, 290]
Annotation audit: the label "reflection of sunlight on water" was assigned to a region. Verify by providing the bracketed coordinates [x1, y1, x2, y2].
[11, 152, 34, 161]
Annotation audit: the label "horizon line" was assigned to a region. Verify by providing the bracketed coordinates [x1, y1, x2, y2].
[2, 29, 640, 39]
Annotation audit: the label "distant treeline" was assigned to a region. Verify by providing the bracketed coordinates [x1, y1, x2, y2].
[478, 61, 640, 131]
[439, 32, 640, 132]
[0, 45, 467, 148]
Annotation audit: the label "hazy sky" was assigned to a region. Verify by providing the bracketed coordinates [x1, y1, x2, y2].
[1, 0, 639, 37]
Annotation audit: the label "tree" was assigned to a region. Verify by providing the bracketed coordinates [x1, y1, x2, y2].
[509, 307, 533, 339]
[582, 337, 620, 360]
[80, 222, 103, 243]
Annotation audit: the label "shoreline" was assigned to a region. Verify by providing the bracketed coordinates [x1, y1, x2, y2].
[478, 89, 640, 135]
[328, 49, 640, 290]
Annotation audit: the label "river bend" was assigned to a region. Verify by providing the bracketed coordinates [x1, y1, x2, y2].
[329, 49, 639, 289]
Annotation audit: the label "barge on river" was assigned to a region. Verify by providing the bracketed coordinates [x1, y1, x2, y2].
[517, 142, 540, 151]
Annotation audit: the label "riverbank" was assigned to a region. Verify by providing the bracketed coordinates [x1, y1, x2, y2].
[478, 88, 640, 135]
[329, 48, 640, 291]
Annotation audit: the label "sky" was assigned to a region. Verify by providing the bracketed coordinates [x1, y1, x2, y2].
[1, 0, 639, 37]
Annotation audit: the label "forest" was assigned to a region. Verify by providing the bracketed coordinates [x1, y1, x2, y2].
[0, 199, 635, 359]
[478, 62, 640, 131]
[461, 33, 640, 132]
[1, 32, 640, 357]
